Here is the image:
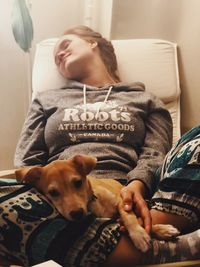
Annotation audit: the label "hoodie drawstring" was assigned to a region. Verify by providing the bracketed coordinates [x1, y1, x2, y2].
[83, 84, 113, 120]
[83, 84, 87, 115]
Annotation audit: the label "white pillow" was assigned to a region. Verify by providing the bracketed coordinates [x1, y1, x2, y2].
[112, 39, 180, 103]
[32, 38, 64, 99]
[32, 38, 180, 103]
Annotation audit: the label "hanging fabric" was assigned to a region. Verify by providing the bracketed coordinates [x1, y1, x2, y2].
[11, 0, 33, 52]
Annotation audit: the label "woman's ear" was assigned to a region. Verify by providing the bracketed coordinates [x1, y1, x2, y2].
[90, 42, 98, 49]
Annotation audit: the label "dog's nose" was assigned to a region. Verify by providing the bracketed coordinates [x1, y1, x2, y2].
[70, 208, 84, 221]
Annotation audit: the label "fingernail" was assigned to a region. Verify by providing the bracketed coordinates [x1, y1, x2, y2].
[124, 204, 130, 210]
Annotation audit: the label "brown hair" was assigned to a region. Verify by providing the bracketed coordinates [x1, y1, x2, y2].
[63, 25, 121, 82]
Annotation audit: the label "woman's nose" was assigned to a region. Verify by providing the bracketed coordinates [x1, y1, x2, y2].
[58, 50, 65, 59]
[55, 50, 65, 65]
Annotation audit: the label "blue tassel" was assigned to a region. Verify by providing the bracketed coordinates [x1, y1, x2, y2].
[11, 0, 33, 52]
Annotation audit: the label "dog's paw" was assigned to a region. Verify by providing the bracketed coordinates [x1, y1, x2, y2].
[152, 224, 180, 240]
[129, 225, 151, 252]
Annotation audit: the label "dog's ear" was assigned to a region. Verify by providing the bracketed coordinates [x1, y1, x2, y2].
[15, 166, 33, 182]
[15, 166, 42, 184]
[72, 155, 97, 176]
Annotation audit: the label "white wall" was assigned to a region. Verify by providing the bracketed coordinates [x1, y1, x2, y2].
[0, 0, 85, 170]
[111, 0, 200, 134]
[0, 0, 29, 170]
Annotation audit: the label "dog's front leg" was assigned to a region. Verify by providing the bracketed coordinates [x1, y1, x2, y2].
[118, 199, 151, 252]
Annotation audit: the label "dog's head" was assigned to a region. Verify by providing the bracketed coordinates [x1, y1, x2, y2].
[15, 155, 97, 221]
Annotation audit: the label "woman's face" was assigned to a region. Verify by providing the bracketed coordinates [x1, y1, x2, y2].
[54, 34, 96, 80]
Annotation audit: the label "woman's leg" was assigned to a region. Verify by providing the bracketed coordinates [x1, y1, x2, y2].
[103, 196, 199, 267]
[103, 228, 200, 267]
[104, 185, 200, 266]
[102, 234, 142, 267]
[103, 128, 200, 266]
[150, 209, 193, 233]
[145, 229, 200, 264]
[102, 211, 190, 267]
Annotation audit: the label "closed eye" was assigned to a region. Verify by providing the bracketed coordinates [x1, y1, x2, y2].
[48, 189, 60, 198]
[60, 39, 71, 52]
[72, 179, 83, 189]
[63, 41, 70, 49]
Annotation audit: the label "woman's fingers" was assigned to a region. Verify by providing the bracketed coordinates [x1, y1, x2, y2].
[120, 183, 152, 234]
[134, 193, 152, 233]
[120, 186, 133, 211]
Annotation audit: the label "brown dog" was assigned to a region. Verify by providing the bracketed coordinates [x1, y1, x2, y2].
[15, 154, 179, 252]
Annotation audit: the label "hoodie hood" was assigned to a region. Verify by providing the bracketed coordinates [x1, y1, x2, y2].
[60, 80, 145, 120]
[61, 79, 145, 92]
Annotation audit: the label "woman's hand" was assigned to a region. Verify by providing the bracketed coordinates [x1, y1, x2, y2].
[120, 180, 152, 234]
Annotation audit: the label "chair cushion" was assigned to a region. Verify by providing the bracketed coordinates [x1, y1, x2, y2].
[112, 39, 180, 103]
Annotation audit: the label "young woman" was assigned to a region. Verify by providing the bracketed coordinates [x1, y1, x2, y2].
[15, 25, 173, 234]
[0, 26, 199, 267]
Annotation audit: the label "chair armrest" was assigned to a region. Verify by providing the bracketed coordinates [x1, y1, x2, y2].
[0, 169, 16, 179]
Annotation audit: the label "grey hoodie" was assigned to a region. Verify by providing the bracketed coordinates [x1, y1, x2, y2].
[14, 81, 172, 195]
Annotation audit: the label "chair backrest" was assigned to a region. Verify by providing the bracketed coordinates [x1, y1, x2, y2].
[32, 38, 181, 144]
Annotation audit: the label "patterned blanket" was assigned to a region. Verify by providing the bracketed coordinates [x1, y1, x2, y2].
[0, 180, 120, 267]
[151, 125, 200, 223]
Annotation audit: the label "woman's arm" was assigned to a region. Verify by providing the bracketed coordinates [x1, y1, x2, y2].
[127, 103, 173, 195]
[14, 96, 48, 167]
[121, 98, 173, 231]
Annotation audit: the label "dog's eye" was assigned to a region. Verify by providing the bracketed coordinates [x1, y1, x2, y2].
[73, 179, 82, 189]
[48, 189, 60, 198]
